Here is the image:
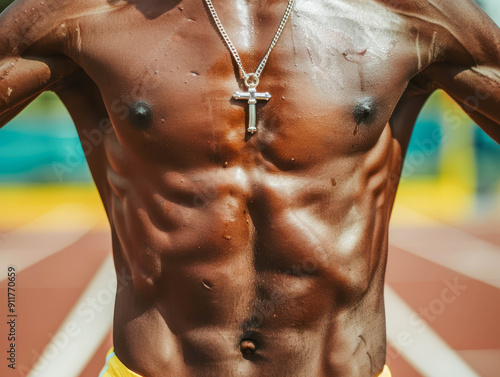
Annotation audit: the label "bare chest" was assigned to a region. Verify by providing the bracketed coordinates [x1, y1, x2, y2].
[71, 0, 418, 169]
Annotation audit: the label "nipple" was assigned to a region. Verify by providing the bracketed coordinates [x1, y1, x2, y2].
[129, 101, 153, 128]
[353, 98, 374, 125]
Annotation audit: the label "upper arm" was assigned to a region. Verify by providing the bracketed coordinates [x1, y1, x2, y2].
[0, 0, 81, 125]
[416, 0, 500, 142]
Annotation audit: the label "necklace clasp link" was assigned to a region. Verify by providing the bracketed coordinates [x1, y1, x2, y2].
[244, 74, 259, 88]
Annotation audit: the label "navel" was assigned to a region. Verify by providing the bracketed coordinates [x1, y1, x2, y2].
[128, 101, 153, 128]
[240, 339, 258, 355]
[238, 326, 260, 357]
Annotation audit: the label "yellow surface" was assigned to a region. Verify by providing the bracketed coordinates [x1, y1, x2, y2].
[0, 184, 109, 230]
[392, 178, 475, 225]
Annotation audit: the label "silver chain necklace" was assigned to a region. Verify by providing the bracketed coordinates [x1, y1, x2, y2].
[204, 0, 295, 133]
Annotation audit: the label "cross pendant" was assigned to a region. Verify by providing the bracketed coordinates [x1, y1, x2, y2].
[233, 87, 271, 134]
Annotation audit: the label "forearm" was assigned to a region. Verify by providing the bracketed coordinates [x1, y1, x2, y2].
[0, 55, 79, 127]
[429, 63, 500, 143]
[0, 0, 81, 126]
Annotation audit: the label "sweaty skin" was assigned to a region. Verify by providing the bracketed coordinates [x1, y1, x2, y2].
[1, 0, 500, 376]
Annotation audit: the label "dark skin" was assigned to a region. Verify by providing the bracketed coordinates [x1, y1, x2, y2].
[1, 0, 500, 376]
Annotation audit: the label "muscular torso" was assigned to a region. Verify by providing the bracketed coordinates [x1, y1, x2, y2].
[48, 0, 435, 375]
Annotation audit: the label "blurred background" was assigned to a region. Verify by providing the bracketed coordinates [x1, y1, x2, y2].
[0, 0, 499, 377]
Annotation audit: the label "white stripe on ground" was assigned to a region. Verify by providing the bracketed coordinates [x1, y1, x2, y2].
[0, 203, 96, 277]
[385, 286, 480, 377]
[27, 254, 115, 377]
[390, 206, 500, 289]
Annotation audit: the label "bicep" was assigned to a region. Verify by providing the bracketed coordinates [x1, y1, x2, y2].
[0, 55, 79, 121]
[0, 0, 80, 126]
[421, 0, 500, 142]
[426, 62, 500, 141]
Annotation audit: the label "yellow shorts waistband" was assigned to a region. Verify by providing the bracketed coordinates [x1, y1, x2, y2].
[99, 348, 143, 377]
[99, 347, 391, 377]
[380, 365, 392, 377]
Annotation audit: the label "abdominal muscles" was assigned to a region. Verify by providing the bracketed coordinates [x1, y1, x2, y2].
[108, 123, 397, 376]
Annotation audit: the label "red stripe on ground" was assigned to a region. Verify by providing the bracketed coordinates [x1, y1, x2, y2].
[456, 221, 500, 248]
[386, 342, 424, 377]
[457, 349, 500, 377]
[387, 245, 500, 350]
[0, 229, 110, 375]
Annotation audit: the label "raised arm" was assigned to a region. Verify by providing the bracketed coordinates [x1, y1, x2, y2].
[0, 0, 80, 127]
[417, 0, 500, 142]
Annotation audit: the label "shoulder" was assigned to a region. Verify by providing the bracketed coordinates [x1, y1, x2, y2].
[380, 0, 500, 65]
[0, 0, 115, 57]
